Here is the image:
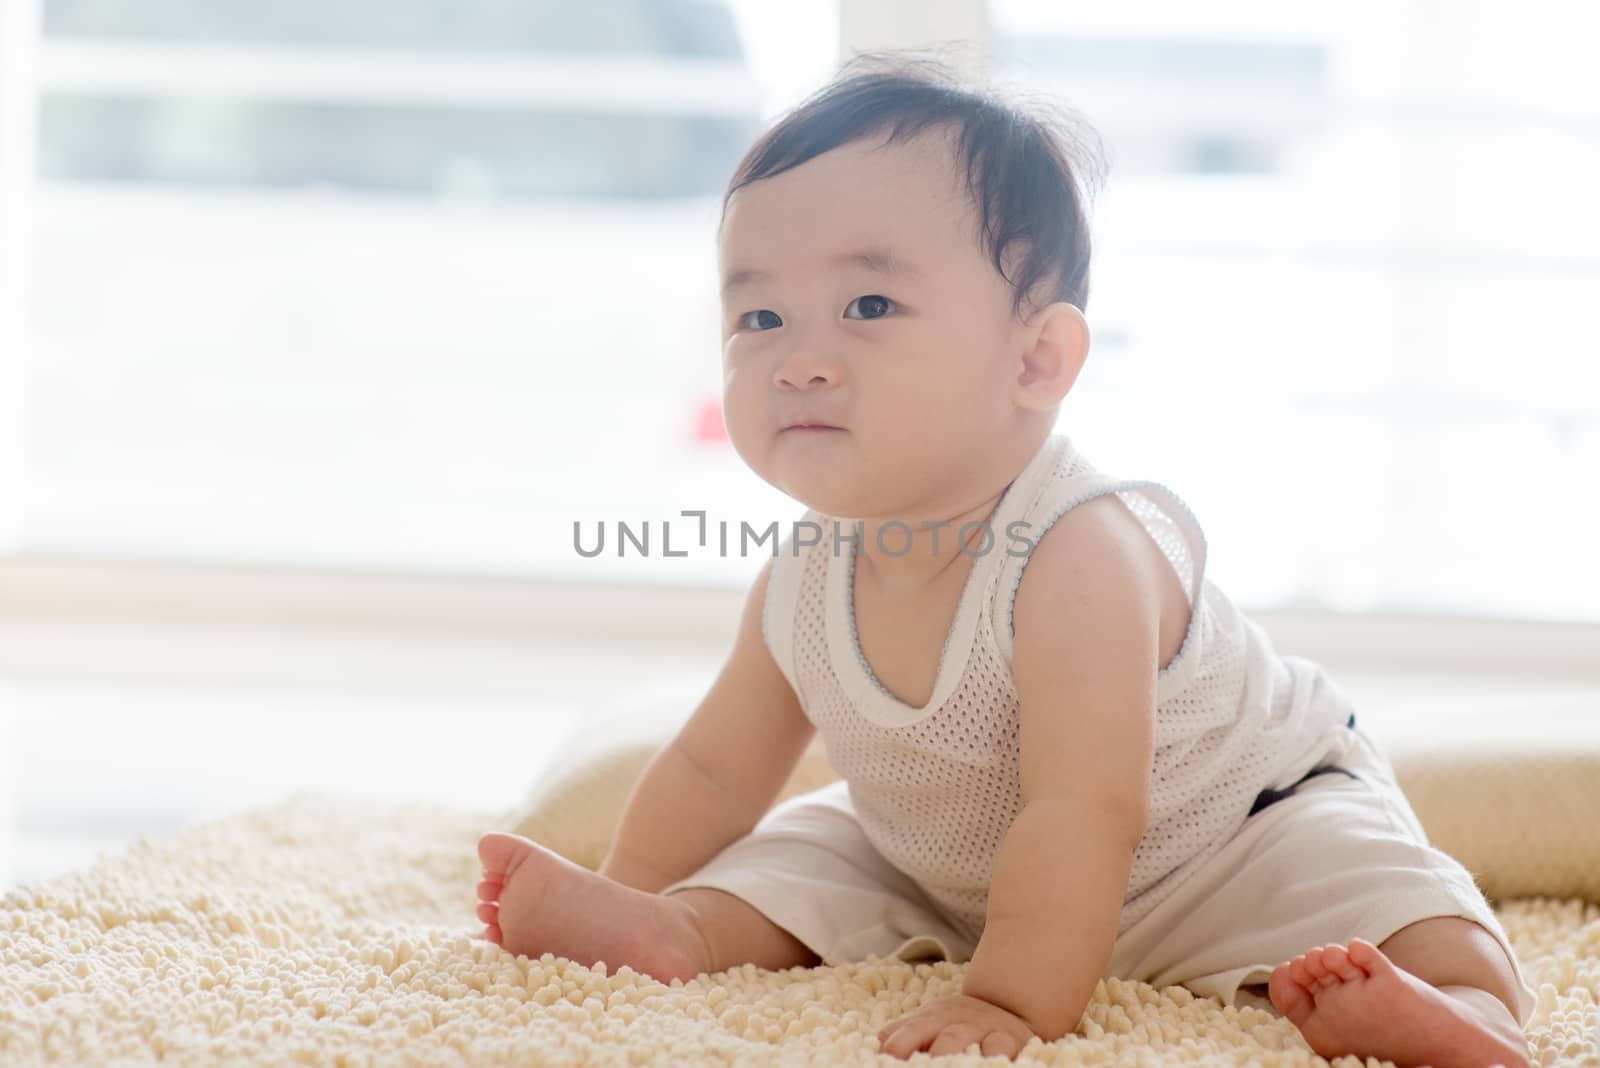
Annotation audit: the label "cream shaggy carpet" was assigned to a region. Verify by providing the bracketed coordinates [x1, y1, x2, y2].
[2, 789, 1598, 1067]
[5, 692, 1600, 1066]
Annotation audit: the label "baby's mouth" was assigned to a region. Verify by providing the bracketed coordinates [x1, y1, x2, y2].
[780, 417, 846, 431]
[781, 424, 846, 435]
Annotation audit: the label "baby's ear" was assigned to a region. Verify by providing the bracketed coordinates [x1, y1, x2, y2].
[1012, 301, 1089, 410]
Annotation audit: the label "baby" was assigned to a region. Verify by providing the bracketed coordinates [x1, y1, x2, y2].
[474, 55, 1538, 1066]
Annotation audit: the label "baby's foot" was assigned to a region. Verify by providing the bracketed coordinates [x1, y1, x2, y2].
[1267, 937, 1531, 1068]
[475, 831, 711, 983]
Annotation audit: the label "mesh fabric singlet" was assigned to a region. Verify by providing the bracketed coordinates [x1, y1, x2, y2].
[760, 432, 1358, 944]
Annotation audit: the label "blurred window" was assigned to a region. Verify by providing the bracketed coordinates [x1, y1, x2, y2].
[12, 0, 837, 584]
[992, 0, 1600, 622]
[5, 0, 1596, 623]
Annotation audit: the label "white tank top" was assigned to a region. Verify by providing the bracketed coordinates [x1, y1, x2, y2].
[761, 432, 1358, 943]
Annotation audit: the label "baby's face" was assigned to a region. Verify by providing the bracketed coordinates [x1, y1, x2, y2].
[717, 127, 1032, 520]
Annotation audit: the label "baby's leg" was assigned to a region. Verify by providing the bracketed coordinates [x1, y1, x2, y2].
[475, 831, 817, 983]
[665, 887, 822, 973]
[477, 831, 708, 982]
[1266, 925, 1531, 1068]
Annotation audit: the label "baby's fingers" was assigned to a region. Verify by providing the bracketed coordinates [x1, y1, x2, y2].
[880, 1016, 943, 1058]
[927, 1024, 985, 1056]
[981, 1030, 1021, 1059]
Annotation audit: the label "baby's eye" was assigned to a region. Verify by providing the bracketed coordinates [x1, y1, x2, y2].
[844, 295, 895, 320]
[735, 309, 783, 331]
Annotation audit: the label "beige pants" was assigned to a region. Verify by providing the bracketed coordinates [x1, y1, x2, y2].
[661, 722, 1540, 1028]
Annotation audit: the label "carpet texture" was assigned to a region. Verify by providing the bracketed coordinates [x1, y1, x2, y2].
[5, 690, 1600, 1066]
[2, 791, 1598, 1067]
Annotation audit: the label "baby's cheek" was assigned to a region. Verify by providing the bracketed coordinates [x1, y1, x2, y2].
[719, 378, 761, 435]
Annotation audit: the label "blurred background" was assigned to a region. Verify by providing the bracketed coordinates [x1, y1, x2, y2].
[2, 0, 1597, 890]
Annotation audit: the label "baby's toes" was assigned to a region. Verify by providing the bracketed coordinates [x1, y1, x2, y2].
[477, 878, 502, 902]
[1303, 947, 1340, 988]
[1269, 960, 1316, 1021]
[477, 831, 534, 883]
[1289, 954, 1320, 990]
[1344, 937, 1393, 978]
[477, 902, 499, 925]
[1321, 943, 1367, 982]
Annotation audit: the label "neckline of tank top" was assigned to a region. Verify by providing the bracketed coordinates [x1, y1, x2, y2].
[826, 433, 1075, 729]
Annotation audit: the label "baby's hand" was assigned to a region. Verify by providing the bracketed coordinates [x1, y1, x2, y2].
[875, 992, 1039, 1060]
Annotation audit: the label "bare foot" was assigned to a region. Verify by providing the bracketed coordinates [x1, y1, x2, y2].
[475, 831, 711, 983]
[1267, 937, 1531, 1068]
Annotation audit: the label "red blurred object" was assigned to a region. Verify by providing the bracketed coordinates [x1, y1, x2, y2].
[693, 395, 729, 445]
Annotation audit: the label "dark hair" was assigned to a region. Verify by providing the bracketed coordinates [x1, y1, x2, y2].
[719, 50, 1108, 319]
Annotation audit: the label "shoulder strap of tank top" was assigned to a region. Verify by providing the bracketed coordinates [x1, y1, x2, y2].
[761, 507, 816, 703]
[992, 475, 1210, 707]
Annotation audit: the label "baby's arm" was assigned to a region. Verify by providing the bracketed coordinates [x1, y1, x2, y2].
[599, 555, 817, 892]
[961, 496, 1160, 1042]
